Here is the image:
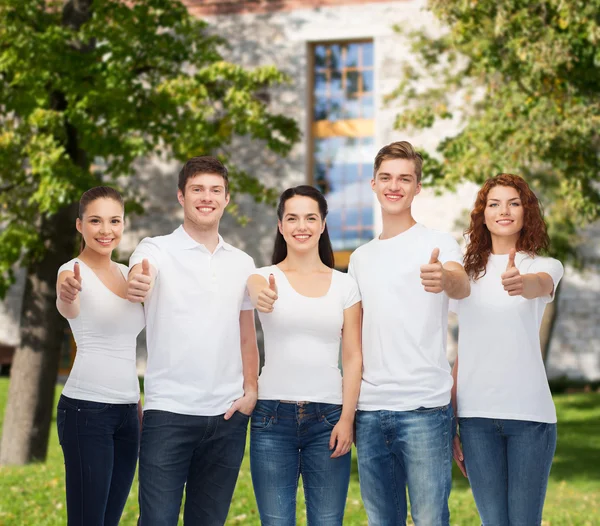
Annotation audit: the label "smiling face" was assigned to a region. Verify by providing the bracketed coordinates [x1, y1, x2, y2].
[371, 158, 422, 216]
[76, 198, 124, 255]
[484, 185, 524, 241]
[278, 195, 325, 255]
[177, 173, 229, 230]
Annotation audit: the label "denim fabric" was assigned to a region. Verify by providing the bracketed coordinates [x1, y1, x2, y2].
[459, 417, 557, 526]
[137, 409, 248, 526]
[250, 400, 351, 526]
[57, 394, 139, 526]
[355, 405, 453, 526]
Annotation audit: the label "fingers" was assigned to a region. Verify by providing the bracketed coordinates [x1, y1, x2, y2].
[329, 431, 352, 458]
[257, 286, 278, 313]
[59, 275, 82, 303]
[429, 247, 440, 264]
[506, 248, 516, 271]
[73, 262, 81, 283]
[453, 436, 467, 478]
[142, 258, 151, 277]
[127, 273, 152, 302]
[268, 273, 277, 293]
[224, 400, 241, 421]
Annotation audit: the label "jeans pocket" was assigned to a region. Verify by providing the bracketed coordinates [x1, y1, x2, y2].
[76, 400, 111, 414]
[57, 409, 67, 445]
[414, 404, 448, 414]
[251, 414, 274, 432]
[322, 406, 343, 428]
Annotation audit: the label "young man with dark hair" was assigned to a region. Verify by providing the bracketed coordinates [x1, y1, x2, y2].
[127, 156, 258, 526]
[349, 141, 470, 525]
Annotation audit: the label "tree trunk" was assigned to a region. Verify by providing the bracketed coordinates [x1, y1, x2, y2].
[540, 281, 561, 363]
[0, 204, 78, 464]
[0, 0, 94, 465]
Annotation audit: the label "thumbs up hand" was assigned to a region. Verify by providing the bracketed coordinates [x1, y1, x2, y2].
[420, 248, 445, 294]
[59, 262, 83, 304]
[501, 249, 523, 296]
[127, 258, 153, 303]
[256, 273, 278, 313]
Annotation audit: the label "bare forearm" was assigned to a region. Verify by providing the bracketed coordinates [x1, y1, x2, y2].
[444, 268, 470, 300]
[56, 298, 80, 319]
[521, 273, 553, 300]
[341, 353, 362, 422]
[451, 356, 458, 417]
[241, 342, 259, 394]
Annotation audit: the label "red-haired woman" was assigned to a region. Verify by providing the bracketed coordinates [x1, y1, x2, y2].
[451, 174, 563, 525]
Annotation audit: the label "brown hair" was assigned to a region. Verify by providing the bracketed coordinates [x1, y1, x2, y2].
[464, 173, 549, 280]
[78, 186, 124, 252]
[373, 141, 424, 183]
[178, 156, 229, 195]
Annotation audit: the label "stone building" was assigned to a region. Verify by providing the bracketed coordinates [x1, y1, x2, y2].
[1, 0, 598, 381]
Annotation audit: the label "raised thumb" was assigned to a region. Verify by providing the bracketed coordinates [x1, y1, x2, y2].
[73, 262, 82, 282]
[429, 248, 440, 264]
[506, 248, 516, 271]
[269, 273, 277, 292]
[142, 258, 150, 276]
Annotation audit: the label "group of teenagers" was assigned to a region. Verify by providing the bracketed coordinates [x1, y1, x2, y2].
[55, 141, 563, 526]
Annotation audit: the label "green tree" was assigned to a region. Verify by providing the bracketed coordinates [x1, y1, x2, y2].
[389, 0, 600, 262]
[389, 0, 600, 358]
[0, 0, 299, 465]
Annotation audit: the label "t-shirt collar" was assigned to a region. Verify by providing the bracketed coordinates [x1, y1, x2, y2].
[173, 225, 233, 253]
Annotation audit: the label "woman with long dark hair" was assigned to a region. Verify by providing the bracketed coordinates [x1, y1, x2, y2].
[247, 185, 362, 525]
[56, 186, 144, 526]
[452, 174, 564, 525]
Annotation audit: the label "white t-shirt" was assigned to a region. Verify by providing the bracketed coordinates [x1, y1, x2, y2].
[59, 259, 145, 404]
[454, 253, 564, 423]
[254, 265, 361, 404]
[348, 223, 462, 411]
[129, 226, 255, 416]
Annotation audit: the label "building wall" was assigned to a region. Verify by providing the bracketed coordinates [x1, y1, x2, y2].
[2, 0, 599, 381]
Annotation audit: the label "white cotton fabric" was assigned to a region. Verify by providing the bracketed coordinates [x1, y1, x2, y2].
[59, 259, 145, 404]
[454, 252, 564, 423]
[348, 223, 462, 411]
[254, 265, 361, 404]
[129, 226, 255, 416]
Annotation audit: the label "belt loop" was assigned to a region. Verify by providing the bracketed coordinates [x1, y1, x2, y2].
[274, 400, 280, 424]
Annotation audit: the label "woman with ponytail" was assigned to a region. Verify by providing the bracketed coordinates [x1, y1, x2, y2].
[452, 174, 564, 525]
[247, 185, 362, 525]
[55, 186, 144, 526]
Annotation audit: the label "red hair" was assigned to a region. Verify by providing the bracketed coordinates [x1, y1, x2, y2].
[464, 174, 549, 280]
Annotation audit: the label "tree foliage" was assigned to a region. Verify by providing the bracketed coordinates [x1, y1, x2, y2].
[0, 0, 300, 297]
[389, 0, 600, 262]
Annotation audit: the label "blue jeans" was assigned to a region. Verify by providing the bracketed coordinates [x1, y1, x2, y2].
[459, 417, 557, 526]
[356, 405, 453, 526]
[250, 400, 351, 525]
[138, 409, 249, 526]
[57, 394, 139, 526]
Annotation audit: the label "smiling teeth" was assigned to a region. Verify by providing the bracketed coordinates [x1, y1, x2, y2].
[198, 208, 213, 212]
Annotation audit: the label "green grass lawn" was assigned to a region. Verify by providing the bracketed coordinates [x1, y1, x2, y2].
[0, 378, 598, 525]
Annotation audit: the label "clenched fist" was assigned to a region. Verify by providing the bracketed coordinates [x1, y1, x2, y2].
[59, 262, 82, 304]
[256, 274, 278, 313]
[420, 248, 445, 294]
[127, 259, 152, 303]
[501, 249, 523, 296]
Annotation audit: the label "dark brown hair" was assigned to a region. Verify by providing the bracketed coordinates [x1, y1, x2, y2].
[78, 186, 124, 252]
[272, 185, 335, 269]
[373, 141, 424, 183]
[178, 156, 229, 195]
[464, 173, 549, 280]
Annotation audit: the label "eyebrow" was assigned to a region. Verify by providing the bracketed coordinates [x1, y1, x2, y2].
[284, 213, 319, 218]
[488, 197, 521, 202]
[189, 184, 224, 189]
[87, 215, 122, 219]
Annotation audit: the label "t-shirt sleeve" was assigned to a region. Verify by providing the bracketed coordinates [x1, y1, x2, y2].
[241, 257, 258, 311]
[129, 238, 162, 273]
[528, 257, 564, 303]
[438, 234, 463, 266]
[343, 274, 361, 309]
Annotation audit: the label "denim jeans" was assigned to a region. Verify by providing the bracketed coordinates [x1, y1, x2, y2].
[459, 417, 557, 526]
[56, 394, 140, 526]
[138, 409, 249, 526]
[355, 404, 453, 526]
[250, 400, 351, 526]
